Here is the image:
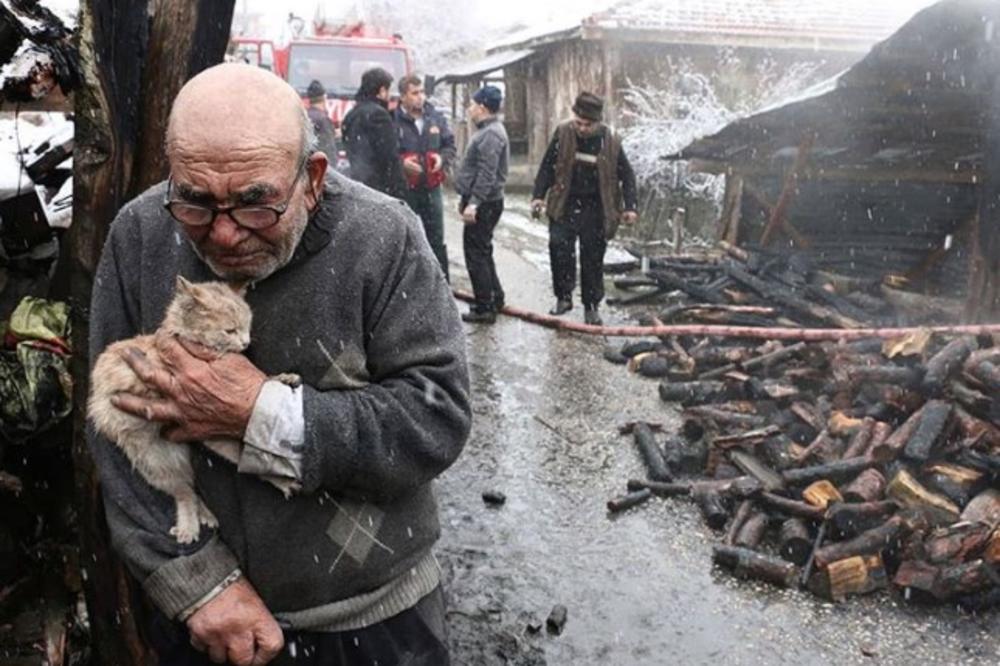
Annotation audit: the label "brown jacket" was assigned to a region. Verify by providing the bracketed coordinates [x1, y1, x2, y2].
[539, 121, 628, 238]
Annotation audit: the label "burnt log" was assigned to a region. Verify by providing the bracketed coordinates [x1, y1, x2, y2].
[658, 380, 744, 406]
[826, 501, 899, 540]
[724, 500, 755, 546]
[814, 515, 907, 569]
[894, 559, 941, 600]
[966, 361, 1000, 394]
[759, 492, 826, 521]
[921, 336, 977, 395]
[682, 406, 766, 430]
[932, 560, 1000, 600]
[841, 469, 887, 504]
[626, 479, 691, 498]
[782, 457, 873, 487]
[724, 262, 862, 328]
[869, 405, 926, 463]
[902, 400, 952, 464]
[607, 489, 653, 514]
[845, 365, 923, 388]
[715, 426, 783, 450]
[663, 434, 708, 475]
[961, 489, 1000, 525]
[793, 430, 838, 466]
[633, 423, 672, 482]
[955, 450, 1000, 477]
[734, 510, 770, 549]
[950, 382, 995, 420]
[923, 523, 994, 565]
[694, 489, 729, 530]
[842, 418, 877, 460]
[712, 545, 799, 588]
[729, 450, 784, 492]
[699, 342, 808, 380]
[779, 518, 813, 565]
[951, 406, 1000, 448]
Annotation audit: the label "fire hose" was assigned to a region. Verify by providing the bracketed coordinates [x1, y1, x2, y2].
[452, 289, 1000, 341]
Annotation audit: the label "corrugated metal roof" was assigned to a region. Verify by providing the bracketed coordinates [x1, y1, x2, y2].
[436, 49, 535, 83]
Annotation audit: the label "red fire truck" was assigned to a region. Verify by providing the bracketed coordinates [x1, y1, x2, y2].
[229, 21, 415, 127]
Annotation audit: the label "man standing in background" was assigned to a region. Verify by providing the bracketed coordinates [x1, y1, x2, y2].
[305, 79, 338, 162]
[531, 92, 638, 326]
[342, 67, 406, 198]
[394, 74, 456, 280]
[454, 85, 508, 324]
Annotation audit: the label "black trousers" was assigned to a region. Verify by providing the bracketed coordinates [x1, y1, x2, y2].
[549, 198, 607, 307]
[404, 187, 448, 282]
[461, 198, 505, 312]
[149, 587, 450, 666]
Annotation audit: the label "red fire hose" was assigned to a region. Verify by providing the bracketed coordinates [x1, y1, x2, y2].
[452, 289, 1000, 341]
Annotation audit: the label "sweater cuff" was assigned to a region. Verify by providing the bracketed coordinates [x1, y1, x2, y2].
[142, 535, 241, 620]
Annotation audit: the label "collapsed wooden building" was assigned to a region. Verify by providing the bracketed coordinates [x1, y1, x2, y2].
[673, 0, 1000, 321]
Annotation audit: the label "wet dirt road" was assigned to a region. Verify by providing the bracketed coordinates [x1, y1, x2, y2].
[434, 193, 999, 665]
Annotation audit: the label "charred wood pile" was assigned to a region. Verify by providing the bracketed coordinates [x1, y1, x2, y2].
[609, 329, 1000, 607]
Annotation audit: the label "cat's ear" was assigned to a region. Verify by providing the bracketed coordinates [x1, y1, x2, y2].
[175, 275, 193, 293]
[227, 281, 249, 298]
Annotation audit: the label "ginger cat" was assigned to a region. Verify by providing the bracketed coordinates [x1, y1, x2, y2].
[90, 277, 265, 544]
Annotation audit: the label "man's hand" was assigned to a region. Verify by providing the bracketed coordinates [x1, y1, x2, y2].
[461, 205, 478, 224]
[429, 153, 443, 173]
[187, 578, 284, 665]
[402, 156, 423, 176]
[530, 199, 545, 219]
[111, 336, 267, 442]
[622, 210, 638, 225]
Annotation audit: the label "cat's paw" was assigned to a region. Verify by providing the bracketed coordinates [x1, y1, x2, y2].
[269, 477, 302, 499]
[198, 502, 219, 528]
[271, 373, 302, 388]
[170, 520, 200, 544]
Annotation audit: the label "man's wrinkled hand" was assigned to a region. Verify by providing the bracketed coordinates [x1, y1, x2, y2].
[187, 578, 284, 666]
[461, 205, 478, 224]
[111, 335, 267, 442]
[622, 211, 638, 225]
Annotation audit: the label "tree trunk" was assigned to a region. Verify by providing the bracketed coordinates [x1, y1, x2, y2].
[64, 2, 236, 663]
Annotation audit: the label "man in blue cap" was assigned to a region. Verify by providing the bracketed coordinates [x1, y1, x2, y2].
[454, 85, 509, 323]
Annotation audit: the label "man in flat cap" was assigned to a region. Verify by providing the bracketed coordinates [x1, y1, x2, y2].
[531, 91, 638, 325]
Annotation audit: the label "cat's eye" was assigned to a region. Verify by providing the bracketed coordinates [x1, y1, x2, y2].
[225, 328, 238, 335]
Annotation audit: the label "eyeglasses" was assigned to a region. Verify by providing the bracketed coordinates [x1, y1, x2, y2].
[163, 158, 308, 230]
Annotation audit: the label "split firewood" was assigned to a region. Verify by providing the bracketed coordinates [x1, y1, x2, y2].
[922, 523, 994, 565]
[782, 457, 873, 487]
[828, 412, 866, 437]
[802, 480, 843, 509]
[826, 501, 899, 540]
[960, 489, 1000, 526]
[932, 560, 1000, 600]
[921, 336, 977, 395]
[922, 463, 984, 508]
[712, 545, 799, 588]
[811, 553, 889, 601]
[779, 518, 813, 565]
[632, 423, 672, 482]
[841, 469, 887, 503]
[902, 400, 952, 464]
[886, 470, 960, 523]
[893, 559, 940, 598]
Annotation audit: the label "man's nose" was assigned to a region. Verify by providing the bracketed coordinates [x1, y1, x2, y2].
[208, 213, 249, 248]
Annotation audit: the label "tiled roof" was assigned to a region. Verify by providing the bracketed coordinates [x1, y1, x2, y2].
[490, 0, 935, 53]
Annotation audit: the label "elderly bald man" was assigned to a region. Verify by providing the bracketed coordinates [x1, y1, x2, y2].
[87, 64, 469, 665]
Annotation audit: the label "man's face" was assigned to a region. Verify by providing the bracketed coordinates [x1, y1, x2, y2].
[401, 83, 425, 114]
[573, 114, 599, 137]
[168, 148, 315, 282]
[377, 85, 391, 103]
[468, 101, 487, 124]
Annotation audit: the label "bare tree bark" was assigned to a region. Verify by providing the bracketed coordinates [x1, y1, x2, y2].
[60, 1, 235, 663]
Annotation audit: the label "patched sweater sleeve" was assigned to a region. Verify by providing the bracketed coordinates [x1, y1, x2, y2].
[298, 208, 471, 502]
[87, 209, 239, 619]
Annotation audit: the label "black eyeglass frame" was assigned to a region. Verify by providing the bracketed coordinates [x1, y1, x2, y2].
[163, 156, 310, 230]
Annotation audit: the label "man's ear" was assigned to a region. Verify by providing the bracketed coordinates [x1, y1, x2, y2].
[306, 152, 327, 207]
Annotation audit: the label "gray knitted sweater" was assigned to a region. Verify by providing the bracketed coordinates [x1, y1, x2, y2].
[87, 171, 471, 629]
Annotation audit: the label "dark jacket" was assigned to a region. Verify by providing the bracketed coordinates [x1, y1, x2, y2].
[533, 121, 638, 238]
[342, 95, 406, 198]
[454, 116, 508, 205]
[393, 102, 456, 189]
[307, 105, 338, 163]
[88, 172, 470, 626]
